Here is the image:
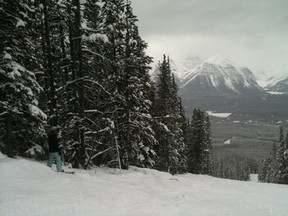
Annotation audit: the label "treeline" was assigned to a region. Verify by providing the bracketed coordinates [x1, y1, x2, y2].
[0, 0, 213, 174]
[211, 154, 257, 181]
[258, 127, 288, 184]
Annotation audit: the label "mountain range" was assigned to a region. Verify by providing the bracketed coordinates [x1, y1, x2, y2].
[178, 55, 265, 96]
[152, 55, 288, 120]
[266, 77, 288, 93]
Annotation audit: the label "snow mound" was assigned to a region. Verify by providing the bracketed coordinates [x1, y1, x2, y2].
[1, 153, 288, 216]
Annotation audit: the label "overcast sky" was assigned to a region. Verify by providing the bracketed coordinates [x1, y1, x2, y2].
[131, 0, 288, 77]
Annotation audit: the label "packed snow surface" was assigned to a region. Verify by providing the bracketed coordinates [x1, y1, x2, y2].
[1, 152, 288, 216]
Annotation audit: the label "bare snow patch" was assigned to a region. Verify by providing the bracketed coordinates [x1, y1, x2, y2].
[250, 174, 259, 182]
[206, 111, 232, 118]
[267, 91, 285, 95]
[224, 139, 231, 145]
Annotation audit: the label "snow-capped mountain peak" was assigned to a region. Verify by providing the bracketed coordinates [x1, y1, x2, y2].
[151, 54, 265, 95]
[170, 56, 203, 81]
[178, 55, 264, 95]
[266, 76, 288, 93]
[205, 54, 238, 68]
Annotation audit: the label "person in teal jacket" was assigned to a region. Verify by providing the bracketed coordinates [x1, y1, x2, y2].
[47, 126, 63, 172]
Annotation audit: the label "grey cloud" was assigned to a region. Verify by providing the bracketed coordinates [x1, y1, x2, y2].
[131, 0, 288, 75]
[133, 0, 288, 36]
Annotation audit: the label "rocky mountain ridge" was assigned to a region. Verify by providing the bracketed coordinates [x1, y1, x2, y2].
[159, 55, 288, 119]
[178, 55, 265, 96]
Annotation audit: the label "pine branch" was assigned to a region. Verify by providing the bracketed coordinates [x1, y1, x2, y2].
[82, 48, 111, 62]
[90, 147, 113, 160]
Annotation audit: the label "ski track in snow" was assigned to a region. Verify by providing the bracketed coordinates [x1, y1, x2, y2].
[1, 153, 288, 216]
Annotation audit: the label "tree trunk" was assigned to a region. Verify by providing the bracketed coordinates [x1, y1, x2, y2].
[74, 0, 85, 168]
[6, 114, 14, 158]
[42, 0, 58, 126]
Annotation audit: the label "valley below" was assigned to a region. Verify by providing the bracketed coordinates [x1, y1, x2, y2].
[164, 54, 288, 163]
[209, 115, 287, 161]
[182, 93, 288, 120]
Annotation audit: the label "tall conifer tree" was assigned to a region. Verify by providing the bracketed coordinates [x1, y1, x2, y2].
[0, 0, 46, 157]
[276, 127, 288, 184]
[186, 109, 212, 174]
[153, 55, 187, 174]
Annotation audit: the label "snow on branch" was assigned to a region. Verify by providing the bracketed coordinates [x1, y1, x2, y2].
[85, 109, 103, 114]
[83, 33, 109, 43]
[28, 104, 47, 120]
[82, 49, 111, 61]
[83, 78, 112, 96]
[90, 147, 113, 160]
[25, 144, 44, 156]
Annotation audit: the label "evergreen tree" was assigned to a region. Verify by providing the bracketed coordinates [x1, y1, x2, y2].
[258, 127, 288, 184]
[0, 0, 161, 172]
[186, 109, 212, 174]
[0, 0, 46, 157]
[153, 55, 186, 174]
[93, 0, 157, 169]
[212, 154, 252, 181]
[275, 127, 288, 184]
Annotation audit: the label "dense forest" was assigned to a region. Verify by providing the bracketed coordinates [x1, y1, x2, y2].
[0, 0, 287, 183]
[0, 0, 212, 174]
[258, 127, 288, 184]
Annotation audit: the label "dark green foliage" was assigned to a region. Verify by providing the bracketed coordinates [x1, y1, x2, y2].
[275, 127, 288, 184]
[211, 154, 251, 181]
[0, 0, 46, 158]
[0, 0, 158, 170]
[98, 0, 156, 169]
[258, 127, 288, 184]
[152, 55, 187, 174]
[1, 0, 223, 178]
[186, 109, 212, 174]
[258, 156, 277, 183]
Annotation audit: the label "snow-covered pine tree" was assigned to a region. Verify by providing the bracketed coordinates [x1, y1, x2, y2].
[186, 109, 212, 174]
[170, 74, 187, 173]
[0, 0, 46, 157]
[74, 0, 118, 169]
[37, 0, 82, 167]
[71, 0, 86, 168]
[153, 55, 187, 174]
[41, 0, 66, 126]
[96, 0, 158, 169]
[58, 0, 111, 169]
[211, 154, 250, 181]
[258, 159, 268, 182]
[0, 0, 162, 171]
[258, 128, 288, 184]
[203, 115, 213, 174]
[264, 156, 277, 183]
[177, 99, 189, 173]
[276, 127, 288, 184]
[286, 132, 288, 149]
